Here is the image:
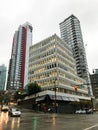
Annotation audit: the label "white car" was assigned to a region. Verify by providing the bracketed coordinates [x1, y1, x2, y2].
[1, 105, 9, 111]
[9, 108, 21, 117]
[86, 108, 93, 114]
[75, 109, 86, 114]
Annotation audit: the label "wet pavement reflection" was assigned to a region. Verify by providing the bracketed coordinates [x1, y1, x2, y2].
[0, 111, 9, 130]
[11, 117, 20, 130]
[0, 111, 21, 130]
[1, 110, 98, 130]
[0, 111, 59, 130]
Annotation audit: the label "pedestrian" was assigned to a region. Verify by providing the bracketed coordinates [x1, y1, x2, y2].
[43, 105, 47, 113]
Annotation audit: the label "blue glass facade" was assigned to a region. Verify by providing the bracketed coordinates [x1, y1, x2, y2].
[0, 64, 6, 91]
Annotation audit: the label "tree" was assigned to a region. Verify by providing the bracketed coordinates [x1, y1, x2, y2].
[0, 91, 11, 104]
[0, 95, 4, 103]
[27, 82, 41, 96]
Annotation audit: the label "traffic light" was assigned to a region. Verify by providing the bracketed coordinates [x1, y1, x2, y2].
[74, 86, 78, 92]
[18, 91, 21, 95]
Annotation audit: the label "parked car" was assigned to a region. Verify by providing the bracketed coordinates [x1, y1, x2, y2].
[86, 108, 93, 114]
[1, 105, 9, 111]
[93, 107, 98, 112]
[48, 107, 53, 113]
[9, 108, 21, 117]
[75, 109, 86, 114]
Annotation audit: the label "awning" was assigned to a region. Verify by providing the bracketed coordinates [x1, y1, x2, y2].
[62, 96, 69, 101]
[56, 96, 62, 100]
[68, 97, 75, 101]
[36, 96, 46, 101]
[74, 98, 80, 102]
[49, 95, 62, 100]
[49, 95, 55, 100]
[68, 97, 80, 102]
[49, 95, 80, 102]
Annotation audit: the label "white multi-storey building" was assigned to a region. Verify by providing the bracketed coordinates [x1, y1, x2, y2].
[29, 34, 90, 101]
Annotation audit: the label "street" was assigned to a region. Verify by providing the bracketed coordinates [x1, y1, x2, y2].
[0, 109, 98, 130]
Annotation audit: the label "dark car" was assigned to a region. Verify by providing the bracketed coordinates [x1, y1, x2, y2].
[9, 108, 21, 117]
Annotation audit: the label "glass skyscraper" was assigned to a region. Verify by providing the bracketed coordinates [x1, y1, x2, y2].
[0, 64, 6, 91]
[59, 14, 93, 96]
[7, 22, 33, 90]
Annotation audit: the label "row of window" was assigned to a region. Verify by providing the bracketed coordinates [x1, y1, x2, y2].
[30, 37, 55, 52]
[29, 67, 84, 86]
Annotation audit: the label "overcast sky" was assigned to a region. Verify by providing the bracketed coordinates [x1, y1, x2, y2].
[0, 0, 98, 74]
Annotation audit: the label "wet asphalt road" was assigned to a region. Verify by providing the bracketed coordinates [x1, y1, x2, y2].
[0, 109, 98, 130]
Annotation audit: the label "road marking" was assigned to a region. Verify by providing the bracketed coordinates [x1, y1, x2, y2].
[83, 124, 98, 130]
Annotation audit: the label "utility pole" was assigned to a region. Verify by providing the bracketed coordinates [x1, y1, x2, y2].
[54, 79, 57, 113]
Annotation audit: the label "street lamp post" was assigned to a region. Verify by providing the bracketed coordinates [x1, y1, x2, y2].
[54, 79, 57, 113]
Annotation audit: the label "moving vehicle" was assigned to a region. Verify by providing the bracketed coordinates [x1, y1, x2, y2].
[1, 105, 9, 111]
[9, 107, 21, 117]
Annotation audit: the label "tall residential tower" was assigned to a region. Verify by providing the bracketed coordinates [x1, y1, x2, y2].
[7, 22, 33, 90]
[90, 69, 98, 99]
[0, 64, 7, 91]
[59, 15, 93, 96]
